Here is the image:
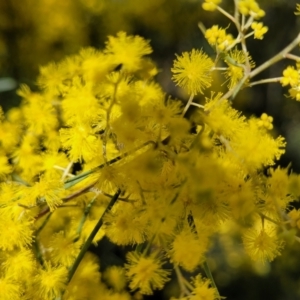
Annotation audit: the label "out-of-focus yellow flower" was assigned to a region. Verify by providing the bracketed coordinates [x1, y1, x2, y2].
[103, 266, 127, 291]
[189, 274, 219, 300]
[288, 208, 300, 229]
[0, 274, 22, 300]
[2, 249, 35, 281]
[0, 212, 33, 251]
[238, 0, 265, 19]
[295, 3, 300, 15]
[170, 226, 206, 272]
[125, 251, 170, 295]
[202, 0, 222, 11]
[243, 225, 284, 262]
[104, 31, 152, 73]
[33, 262, 67, 300]
[0, 155, 12, 178]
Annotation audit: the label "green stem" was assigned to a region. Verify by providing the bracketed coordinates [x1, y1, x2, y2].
[202, 260, 221, 300]
[35, 212, 52, 236]
[219, 74, 248, 102]
[63, 168, 97, 189]
[250, 33, 300, 79]
[103, 79, 120, 163]
[33, 213, 53, 267]
[215, 35, 300, 105]
[32, 239, 44, 266]
[64, 140, 153, 189]
[239, 25, 251, 73]
[63, 181, 98, 201]
[11, 173, 31, 186]
[66, 189, 121, 285]
[225, 55, 246, 69]
[74, 196, 97, 242]
[258, 212, 281, 226]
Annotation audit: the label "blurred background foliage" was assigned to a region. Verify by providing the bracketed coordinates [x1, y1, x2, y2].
[1, 0, 300, 299]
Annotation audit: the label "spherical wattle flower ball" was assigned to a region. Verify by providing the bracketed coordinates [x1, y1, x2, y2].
[171, 49, 214, 95]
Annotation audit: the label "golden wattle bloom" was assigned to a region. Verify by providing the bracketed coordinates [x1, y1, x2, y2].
[171, 49, 214, 95]
[125, 251, 170, 295]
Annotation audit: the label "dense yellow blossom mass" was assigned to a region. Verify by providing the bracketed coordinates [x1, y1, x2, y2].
[1, 1, 300, 299]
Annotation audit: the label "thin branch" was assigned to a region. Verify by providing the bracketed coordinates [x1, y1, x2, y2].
[62, 181, 98, 201]
[11, 173, 31, 186]
[174, 265, 191, 297]
[66, 189, 121, 286]
[202, 260, 221, 300]
[54, 166, 75, 178]
[73, 196, 97, 242]
[33, 213, 53, 266]
[190, 102, 205, 109]
[61, 161, 73, 181]
[248, 77, 282, 87]
[181, 93, 195, 116]
[198, 22, 207, 37]
[212, 67, 228, 71]
[233, 0, 239, 21]
[258, 212, 282, 226]
[285, 53, 300, 61]
[102, 191, 137, 203]
[217, 6, 240, 31]
[103, 80, 119, 163]
[250, 33, 300, 79]
[64, 140, 154, 189]
[243, 15, 254, 31]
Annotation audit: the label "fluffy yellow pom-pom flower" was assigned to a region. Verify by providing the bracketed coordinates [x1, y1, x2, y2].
[243, 226, 284, 262]
[125, 251, 170, 295]
[171, 49, 214, 95]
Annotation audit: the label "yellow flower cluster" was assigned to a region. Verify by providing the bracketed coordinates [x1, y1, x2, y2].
[205, 25, 234, 52]
[1, 1, 300, 300]
[243, 224, 284, 262]
[238, 0, 265, 19]
[258, 113, 273, 130]
[125, 252, 170, 295]
[281, 65, 300, 101]
[171, 49, 214, 94]
[202, 0, 222, 11]
[251, 22, 268, 39]
[281, 66, 299, 86]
